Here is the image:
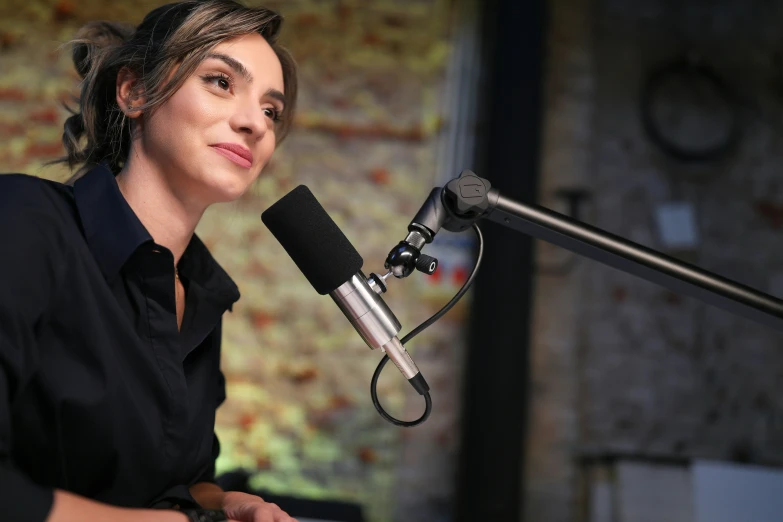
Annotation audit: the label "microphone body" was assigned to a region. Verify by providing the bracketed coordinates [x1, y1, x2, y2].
[261, 185, 428, 393]
[331, 272, 419, 379]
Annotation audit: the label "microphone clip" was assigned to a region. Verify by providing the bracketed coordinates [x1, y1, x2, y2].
[384, 170, 494, 280]
[384, 235, 439, 279]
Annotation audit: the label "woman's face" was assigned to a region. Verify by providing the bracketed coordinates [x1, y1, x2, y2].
[137, 32, 285, 207]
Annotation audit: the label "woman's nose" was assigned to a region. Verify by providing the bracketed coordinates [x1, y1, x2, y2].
[231, 104, 269, 137]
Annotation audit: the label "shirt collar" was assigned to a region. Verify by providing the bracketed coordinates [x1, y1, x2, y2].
[72, 164, 241, 309]
[73, 164, 152, 283]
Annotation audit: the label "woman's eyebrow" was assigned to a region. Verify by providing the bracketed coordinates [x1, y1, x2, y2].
[204, 53, 285, 107]
[205, 53, 253, 84]
[265, 88, 286, 108]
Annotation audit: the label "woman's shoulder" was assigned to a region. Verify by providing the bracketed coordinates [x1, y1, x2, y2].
[0, 172, 79, 240]
[0, 172, 72, 200]
[0, 174, 78, 311]
[0, 172, 75, 215]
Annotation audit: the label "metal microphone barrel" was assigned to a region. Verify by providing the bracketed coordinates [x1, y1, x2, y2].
[329, 271, 401, 349]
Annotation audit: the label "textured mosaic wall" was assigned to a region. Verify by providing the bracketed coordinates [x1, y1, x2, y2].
[0, 2, 473, 521]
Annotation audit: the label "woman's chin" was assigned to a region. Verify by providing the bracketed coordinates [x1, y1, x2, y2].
[200, 171, 254, 204]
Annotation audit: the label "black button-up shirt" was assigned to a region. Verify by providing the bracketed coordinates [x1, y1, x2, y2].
[0, 165, 240, 522]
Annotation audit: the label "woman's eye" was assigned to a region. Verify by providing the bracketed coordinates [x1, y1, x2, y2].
[203, 74, 232, 91]
[264, 108, 281, 122]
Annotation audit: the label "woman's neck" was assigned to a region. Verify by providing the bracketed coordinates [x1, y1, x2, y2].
[115, 153, 206, 265]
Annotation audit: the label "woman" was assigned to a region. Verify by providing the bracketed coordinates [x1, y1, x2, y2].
[0, 1, 299, 521]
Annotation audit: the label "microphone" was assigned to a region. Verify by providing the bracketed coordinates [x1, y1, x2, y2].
[261, 185, 430, 396]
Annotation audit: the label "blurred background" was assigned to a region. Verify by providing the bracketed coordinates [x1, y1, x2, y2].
[1, 0, 782, 521]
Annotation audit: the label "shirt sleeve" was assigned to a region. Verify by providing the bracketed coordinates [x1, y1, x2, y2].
[0, 179, 66, 522]
[192, 319, 228, 487]
[192, 433, 222, 486]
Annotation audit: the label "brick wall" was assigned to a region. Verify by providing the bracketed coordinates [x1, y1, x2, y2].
[0, 2, 471, 521]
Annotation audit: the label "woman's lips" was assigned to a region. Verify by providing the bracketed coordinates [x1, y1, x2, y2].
[210, 144, 252, 169]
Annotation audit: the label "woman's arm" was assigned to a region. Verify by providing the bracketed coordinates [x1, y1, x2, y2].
[47, 490, 188, 522]
[0, 182, 71, 522]
[0, 181, 187, 522]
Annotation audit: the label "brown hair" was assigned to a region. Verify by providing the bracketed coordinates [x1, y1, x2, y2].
[56, 0, 298, 178]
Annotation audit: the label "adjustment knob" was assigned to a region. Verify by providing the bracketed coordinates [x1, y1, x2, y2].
[415, 254, 438, 275]
[444, 170, 492, 215]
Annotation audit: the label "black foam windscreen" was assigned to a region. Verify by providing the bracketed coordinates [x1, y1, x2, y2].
[261, 185, 364, 295]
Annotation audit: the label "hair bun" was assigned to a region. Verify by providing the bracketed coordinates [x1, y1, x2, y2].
[71, 21, 134, 79]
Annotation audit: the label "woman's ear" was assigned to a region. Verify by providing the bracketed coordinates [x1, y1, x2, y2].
[116, 66, 146, 118]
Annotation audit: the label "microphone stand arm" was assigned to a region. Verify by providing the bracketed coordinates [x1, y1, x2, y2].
[386, 170, 783, 334]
